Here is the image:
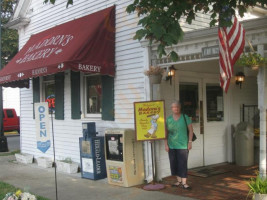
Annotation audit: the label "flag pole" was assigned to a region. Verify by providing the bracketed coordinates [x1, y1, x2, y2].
[50, 109, 59, 200]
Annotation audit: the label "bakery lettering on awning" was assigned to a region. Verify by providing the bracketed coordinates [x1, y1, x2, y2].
[16, 34, 74, 64]
[32, 67, 48, 76]
[78, 64, 101, 73]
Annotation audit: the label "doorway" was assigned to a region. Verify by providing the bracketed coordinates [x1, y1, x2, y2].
[179, 77, 227, 168]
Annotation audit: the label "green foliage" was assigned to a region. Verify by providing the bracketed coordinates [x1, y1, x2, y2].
[44, 0, 73, 7]
[126, 0, 267, 61]
[0, 181, 17, 199]
[1, 0, 18, 68]
[248, 175, 267, 194]
[236, 52, 267, 67]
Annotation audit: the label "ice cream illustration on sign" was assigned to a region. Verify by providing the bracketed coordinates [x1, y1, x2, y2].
[144, 114, 160, 139]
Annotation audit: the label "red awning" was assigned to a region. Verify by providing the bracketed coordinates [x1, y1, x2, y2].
[0, 6, 115, 86]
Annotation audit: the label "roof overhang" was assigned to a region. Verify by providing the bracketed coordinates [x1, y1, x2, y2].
[4, 17, 31, 29]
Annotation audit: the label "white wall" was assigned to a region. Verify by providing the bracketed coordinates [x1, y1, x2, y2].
[229, 76, 258, 126]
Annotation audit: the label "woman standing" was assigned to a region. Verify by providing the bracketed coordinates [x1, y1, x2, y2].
[165, 100, 193, 190]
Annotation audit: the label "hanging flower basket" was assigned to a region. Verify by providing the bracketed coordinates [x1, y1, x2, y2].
[144, 66, 164, 84]
[149, 74, 162, 84]
[236, 52, 267, 70]
[251, 65, 259, 71]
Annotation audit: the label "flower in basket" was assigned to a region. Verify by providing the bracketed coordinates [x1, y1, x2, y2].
[2, 190, 36, 200]
[2, 193, 18, 200]
[20, 192, 36, 200]
[15, 191, 22, 198]
[236, 52, 267, 69]
[144, 66, 164, 76]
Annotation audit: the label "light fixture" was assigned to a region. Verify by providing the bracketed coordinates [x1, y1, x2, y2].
[166, 65, 176, 85]
[235, 72, 245, 89]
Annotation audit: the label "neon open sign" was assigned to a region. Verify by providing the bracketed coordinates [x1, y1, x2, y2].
[45, 94, 55, 113]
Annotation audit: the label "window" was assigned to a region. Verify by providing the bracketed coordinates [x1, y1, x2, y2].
[6, 109, 14, 118]
[42, 75, 55, 114]
[179, 83, 199, 123]
[85, 76, 102, 115]
[206, 84, 224, 122]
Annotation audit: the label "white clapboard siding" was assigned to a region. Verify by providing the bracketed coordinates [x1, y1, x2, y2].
[229, 76, 258, 126]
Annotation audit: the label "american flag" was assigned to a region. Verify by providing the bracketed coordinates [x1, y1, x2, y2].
[218, 16, 245, 93]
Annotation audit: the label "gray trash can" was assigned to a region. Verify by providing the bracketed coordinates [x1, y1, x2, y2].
[234, 122, 254, 166]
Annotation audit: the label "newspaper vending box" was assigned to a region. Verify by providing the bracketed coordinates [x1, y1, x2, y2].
[105, 128, 144, 187]
[79, 122, 106, 180]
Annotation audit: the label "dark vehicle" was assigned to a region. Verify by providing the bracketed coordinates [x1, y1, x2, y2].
[3, 108, 20, 133]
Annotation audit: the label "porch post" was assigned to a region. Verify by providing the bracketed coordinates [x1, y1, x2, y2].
[257, 44, 266, 178]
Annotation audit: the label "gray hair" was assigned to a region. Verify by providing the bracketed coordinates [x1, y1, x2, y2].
[171, 100, 181, 107]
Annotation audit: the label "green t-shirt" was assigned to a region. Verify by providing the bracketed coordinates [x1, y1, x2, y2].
[166, 114, 192, 149]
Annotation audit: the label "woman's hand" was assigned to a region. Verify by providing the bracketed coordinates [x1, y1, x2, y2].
[188, 142, 192, 150]
[165, 144, 169, 152]
[164, 139, 169, 152]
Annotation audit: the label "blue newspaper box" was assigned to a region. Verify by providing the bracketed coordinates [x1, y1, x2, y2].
[82, 122, 97, 139]
[79, 137, 107, 180]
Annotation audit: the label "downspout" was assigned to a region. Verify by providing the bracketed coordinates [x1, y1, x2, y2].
[141, 41, 153, 183]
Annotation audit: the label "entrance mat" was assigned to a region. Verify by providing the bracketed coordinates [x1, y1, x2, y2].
[188, 167, 230, 178]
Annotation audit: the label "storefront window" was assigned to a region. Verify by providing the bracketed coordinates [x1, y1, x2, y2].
[86, 76, 102, 114]
[43, 75, 55, 113]
[206, 84, 224, 122]
[179, 83, 199, 123]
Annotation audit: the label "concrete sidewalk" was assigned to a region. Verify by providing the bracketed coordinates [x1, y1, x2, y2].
[0, 155, 196, 200]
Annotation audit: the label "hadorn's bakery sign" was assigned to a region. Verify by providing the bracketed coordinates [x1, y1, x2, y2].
[0, 6, 115, 85]
[16, 34, 74, 64]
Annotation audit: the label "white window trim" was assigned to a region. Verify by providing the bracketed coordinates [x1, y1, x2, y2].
[82, 73, 102, 119]
[40, 76, 55, 117]
[205, 82, 225, 123]
[40, 76, 55, 102]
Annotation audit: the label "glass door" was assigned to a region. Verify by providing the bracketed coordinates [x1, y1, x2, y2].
[203, 79, 227, 165]
[179, 78, 204, 168]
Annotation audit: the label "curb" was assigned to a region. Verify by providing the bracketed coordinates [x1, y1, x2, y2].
[5, 134, 20, 137]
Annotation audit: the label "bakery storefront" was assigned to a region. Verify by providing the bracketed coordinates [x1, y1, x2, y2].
[0, 6, 115, 122]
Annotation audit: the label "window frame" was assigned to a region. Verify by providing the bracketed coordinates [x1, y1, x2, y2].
[6, 109, 14, 118]
[40, 75, 56, 114]
[179, 82, 200, 123]
[205, 82, 225, 123]
[83, 74, 102, 119]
